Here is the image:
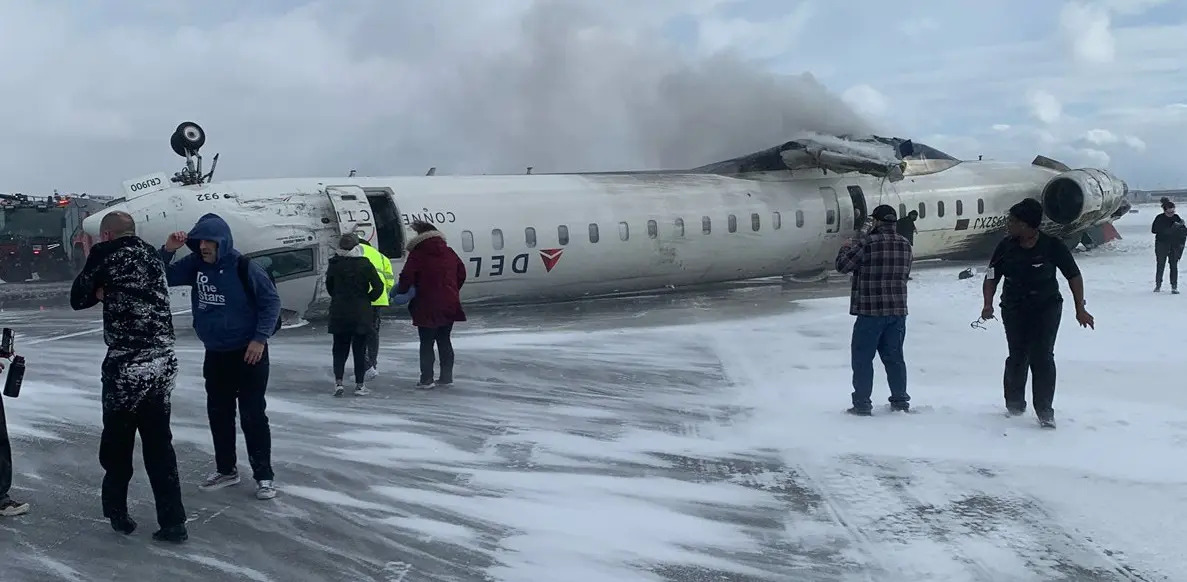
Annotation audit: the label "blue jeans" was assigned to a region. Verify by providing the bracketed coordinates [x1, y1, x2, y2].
[850, 315, 909, 411]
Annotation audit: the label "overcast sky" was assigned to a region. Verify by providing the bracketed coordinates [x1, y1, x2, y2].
[0, 0, 1183, 194]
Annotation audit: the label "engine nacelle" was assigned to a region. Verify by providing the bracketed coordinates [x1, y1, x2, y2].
[1041, 169, 1128, 226]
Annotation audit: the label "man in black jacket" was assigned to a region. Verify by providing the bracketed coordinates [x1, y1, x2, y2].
[69, 211, 187, 543]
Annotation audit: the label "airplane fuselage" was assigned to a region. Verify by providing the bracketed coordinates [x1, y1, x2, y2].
[85, 159, 1128, 321]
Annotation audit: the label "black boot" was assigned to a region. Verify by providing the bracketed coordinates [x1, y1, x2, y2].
[109, 514, 137, 535]
[152, 524, 188, 544]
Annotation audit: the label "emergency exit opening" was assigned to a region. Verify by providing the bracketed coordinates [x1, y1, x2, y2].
[364, 189, 404, 260]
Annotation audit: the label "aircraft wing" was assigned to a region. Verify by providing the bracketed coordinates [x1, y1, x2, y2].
[692, 133, 910, 182]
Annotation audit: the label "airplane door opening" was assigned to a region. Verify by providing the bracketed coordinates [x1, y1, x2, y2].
[324, 185, 376, 244]
[819, 186, 840, 233]
[363, 189, 405, 260]
[847, 185, 868, 228]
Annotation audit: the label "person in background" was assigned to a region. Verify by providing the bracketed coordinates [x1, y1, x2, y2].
[1, 358, 29, 517]
[981, 198, 1094, 429]
[69, 211, 187, 543]
[896, 210, 918, 245]
[357, 239, 395, 380]
[834, 204, 913, 416]
[159, 213, 282, 501]
[326, 233, 384, 396]
[1151, 197, 1186, 293]
[394, 221, 467, 388]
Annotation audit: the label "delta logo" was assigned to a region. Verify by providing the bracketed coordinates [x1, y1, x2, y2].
[538, 248, 564, 272]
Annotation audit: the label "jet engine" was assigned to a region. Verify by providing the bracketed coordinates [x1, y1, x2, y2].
[1040, 168, 1128, 226]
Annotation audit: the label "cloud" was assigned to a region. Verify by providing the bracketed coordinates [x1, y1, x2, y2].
[0, 0, 875, 192]
[0, 0, 1184, 194]
[841, 85, 890, 120]
[1027, 90, 1064, 124]
[1059, 2, 1116, 64]
[1084, 128, 1119, 144]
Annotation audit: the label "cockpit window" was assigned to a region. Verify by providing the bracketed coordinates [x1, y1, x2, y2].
[244, 246, 316, 281]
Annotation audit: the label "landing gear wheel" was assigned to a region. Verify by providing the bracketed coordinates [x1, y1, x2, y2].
[170, 121, 205, 156]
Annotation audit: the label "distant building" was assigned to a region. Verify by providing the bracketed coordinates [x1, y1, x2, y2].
[1130, 189, 1187, 204]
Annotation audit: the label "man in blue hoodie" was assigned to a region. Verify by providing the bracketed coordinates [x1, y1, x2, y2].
[158, 213, 282, 501]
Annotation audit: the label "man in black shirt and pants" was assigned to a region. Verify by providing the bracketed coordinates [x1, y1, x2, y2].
[981, 198, 1095, 429]
[70, 211, 187, 543]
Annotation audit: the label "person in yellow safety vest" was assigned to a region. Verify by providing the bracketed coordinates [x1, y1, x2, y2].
[358, 239, 395, 379]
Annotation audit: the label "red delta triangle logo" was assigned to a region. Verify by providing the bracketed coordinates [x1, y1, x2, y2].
[538, 248, 564, 272]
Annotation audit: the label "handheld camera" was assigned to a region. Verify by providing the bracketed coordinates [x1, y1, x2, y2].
[1, 328, 25, 398]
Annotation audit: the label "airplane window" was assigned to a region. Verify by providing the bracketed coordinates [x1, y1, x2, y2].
[702, 216, 711, 234]
[937, 201, 945, 217]
[956, 200, 964, 216]
[589, 223, 599, 243]
[618, 221, 629, 241]
[917, 202, 927, 219]
[795, 211, 804, 228]
[674, 218, 684, 237]
[899, 204, 907, 218]
[525, 227, 537, 248]
[647, 220, 658, 238]
[558, 225, 569, 245]
[728, 214, 737, 233]
[751, 213, 760, 231]
[826, 210, 836, 225]
[461, 230, 474, 252]
[492, 229, 504, 250]
[977, 199, 985, 214]
[245, 247, 315, 281]
[774, 211, 783, 229]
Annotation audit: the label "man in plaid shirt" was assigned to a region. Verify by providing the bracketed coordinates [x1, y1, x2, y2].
[835, 204, 913, 415]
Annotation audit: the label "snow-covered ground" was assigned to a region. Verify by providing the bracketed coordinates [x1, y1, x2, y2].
[0, 204, 1179, 581]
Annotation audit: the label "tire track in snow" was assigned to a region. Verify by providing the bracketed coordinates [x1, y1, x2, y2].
[704, 329, 1160, 581]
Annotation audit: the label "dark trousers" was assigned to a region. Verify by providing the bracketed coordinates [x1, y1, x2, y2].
[850, 315, 909, 410]
[417, 324, 455, 383]
[365, 307, 382, 370]
[332, 333, 368, 385]
[203, 346, 274, 482]
[1001, 301, 1062, 418]
[0, 397, 12, 502]
[99, 393, 186, 528]
[1155, 241, 1182, 287]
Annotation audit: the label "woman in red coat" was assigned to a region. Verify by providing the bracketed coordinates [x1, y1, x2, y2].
[395, 221, 467, 387]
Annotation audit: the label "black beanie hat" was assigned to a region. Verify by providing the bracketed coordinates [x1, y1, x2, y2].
[1008, 198, 1043, 229]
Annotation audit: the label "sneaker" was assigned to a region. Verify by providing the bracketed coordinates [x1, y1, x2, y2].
[1006, 408, 1026, 417]
[152, 524, 188, 544]
[1174, 288, 1181, 295]
[354, 383, 370, 396]
[255, 480, 277, 500]
[1155, 284, 1162, 292]
[365, 367, 379, 380]
[416, 379, 435, 389]
[1038, 416, 1056, 429]
[845, 407, 872, 417]
[198, 471, 240, 491]
[0, 498, 29, 517]
[436, 376, 453, 387]
[333, 383, 344, 397]
[890, 403, 910, 413]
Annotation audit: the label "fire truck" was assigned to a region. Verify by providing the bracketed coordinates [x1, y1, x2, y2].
[0, 192, 106, 283]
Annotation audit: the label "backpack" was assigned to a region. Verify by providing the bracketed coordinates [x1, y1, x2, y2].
[237, 255, 284, 334]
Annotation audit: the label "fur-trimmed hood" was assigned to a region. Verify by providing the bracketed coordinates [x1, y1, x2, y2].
[406, 230, 446, 252]
[334, 245, 363, 258]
